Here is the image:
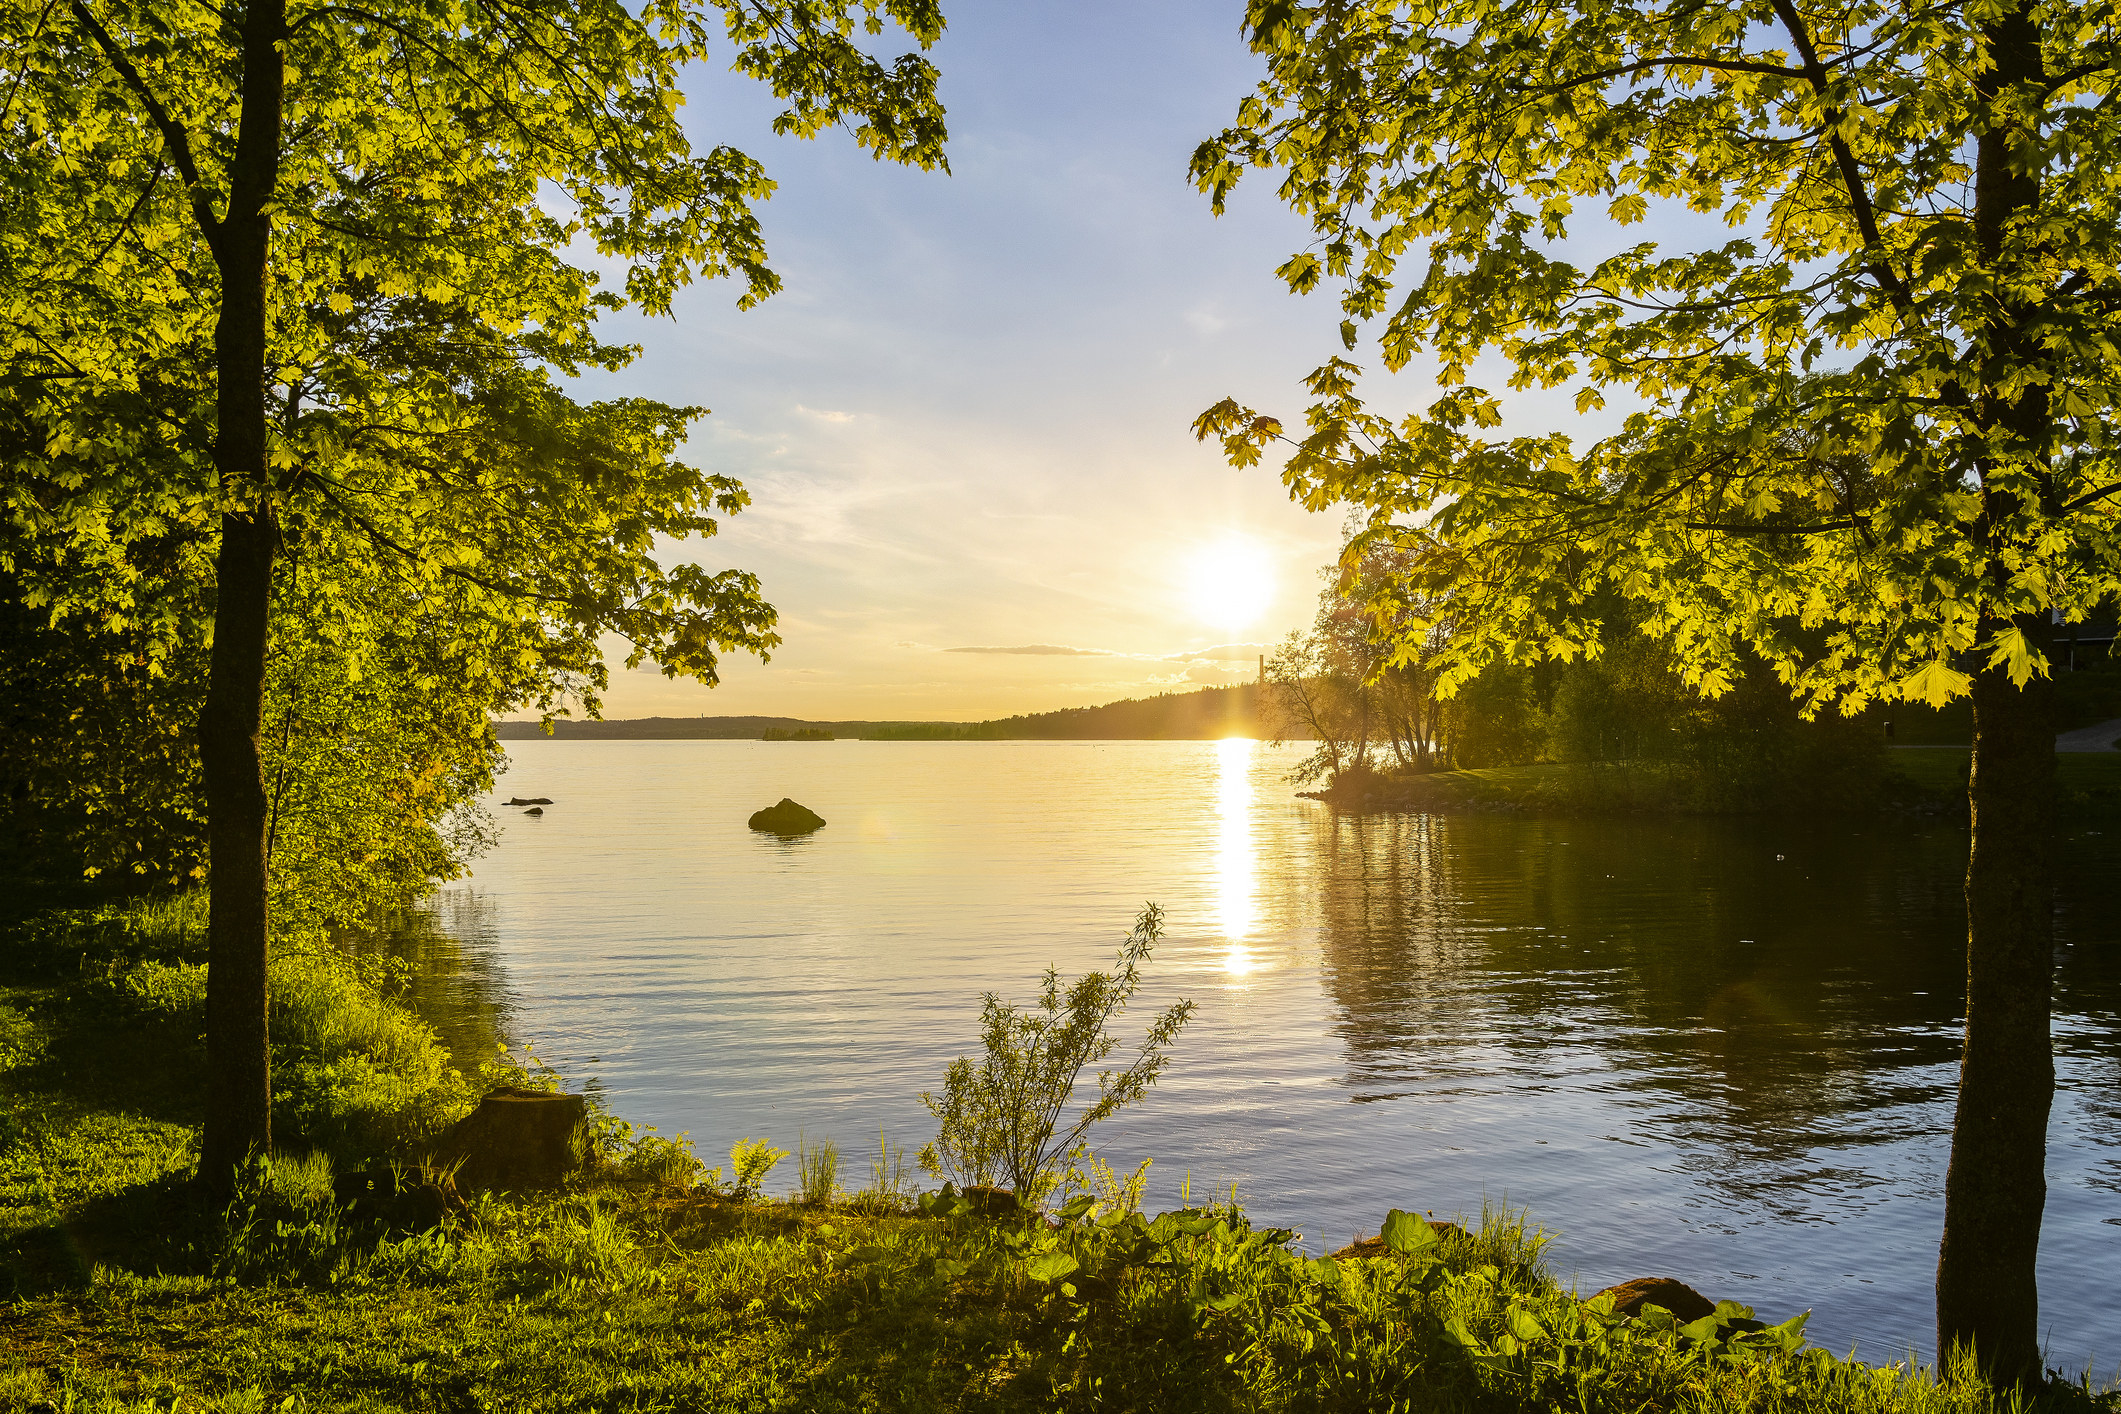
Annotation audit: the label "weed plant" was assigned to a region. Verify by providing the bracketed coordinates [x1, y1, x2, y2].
[919, 902, 1196, 1201]
[729, 1136, 789, 1199]
[854, 1131, 914, 1212]
[797, 1131, 840, 1205]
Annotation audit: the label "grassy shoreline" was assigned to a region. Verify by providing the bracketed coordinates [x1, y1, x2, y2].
[1305, 752, 2121, 820]
[4, 899, 2115, 1412]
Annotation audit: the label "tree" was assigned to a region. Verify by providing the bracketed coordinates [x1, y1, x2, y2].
[1267, 552, 1453, 781]
[2, 0, 947, 1190]
[1191, 0, 2119, 1382]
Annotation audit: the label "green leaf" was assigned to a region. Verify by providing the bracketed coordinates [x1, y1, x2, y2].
[1506, 1305, 1549, 1343]
[1899, 660, 1974, 709]
[1023, 1252, 1079, 1283]
[1441, 1316, 1484, 1351]
[1380, 1208, 1438, 1254]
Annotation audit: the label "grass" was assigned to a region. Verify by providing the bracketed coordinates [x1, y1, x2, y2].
[4, 897, 2116, 1412]
[1881, 748, 2121, 811]
[1331, 754, 2121, 821]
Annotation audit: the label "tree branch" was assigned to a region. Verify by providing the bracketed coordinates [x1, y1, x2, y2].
[81, 158, 164, 272]
[1683, 518, 1858, 535]
[1522, 53, 1812, 95]
[64, 0, 217, 233]
[2060, 480, 2121, 513]
[1766, 0, 1912, 312]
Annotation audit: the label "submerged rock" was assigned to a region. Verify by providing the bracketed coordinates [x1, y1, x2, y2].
[431, 1086, 589, 1193]
[748, 798, 826, 834]
[1590, 1276, 1717, 1324]
[523, 807, 544, 816]
[506, 796, 554, 805]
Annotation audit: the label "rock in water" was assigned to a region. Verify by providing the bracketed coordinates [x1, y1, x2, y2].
[523, 807, 544, 816]
[431, 1087, 589, 1193]
[748, 798, 826, 834]
[1590, 1276, 1717, 1324]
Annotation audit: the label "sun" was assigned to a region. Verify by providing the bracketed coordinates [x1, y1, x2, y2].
[1185, 536, 1276, 633]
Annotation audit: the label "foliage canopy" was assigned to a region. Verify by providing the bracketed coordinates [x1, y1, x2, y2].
[1192, 0, 2121, 712]
[1, 0, 951, 705]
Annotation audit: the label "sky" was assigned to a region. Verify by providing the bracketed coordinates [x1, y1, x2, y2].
[558, 0, 1369, 722]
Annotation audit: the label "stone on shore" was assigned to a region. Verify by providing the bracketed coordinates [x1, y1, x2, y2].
[1330, 1221, 1460, 1260]
[1589, 1276, 1717, 1324]
[749, 798, 826, 834]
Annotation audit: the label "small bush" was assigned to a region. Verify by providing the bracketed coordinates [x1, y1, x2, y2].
[920, 903, 1195, 1204]
[269, 949, 467, 1157]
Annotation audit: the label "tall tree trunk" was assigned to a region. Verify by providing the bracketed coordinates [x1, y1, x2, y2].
[197, 0, 286, 1195]
[1936, 635, 2054, 1383]
[1932, 0, 2054, 1380]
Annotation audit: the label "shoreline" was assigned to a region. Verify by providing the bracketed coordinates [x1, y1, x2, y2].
[1295, 751, 2121, 820]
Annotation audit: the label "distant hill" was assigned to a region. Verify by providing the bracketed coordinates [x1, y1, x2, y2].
[492, 683, 1287, 742]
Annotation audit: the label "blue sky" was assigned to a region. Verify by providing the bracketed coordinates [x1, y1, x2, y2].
[556, 0, 1356, 721]
[575, 0, 1574, 721]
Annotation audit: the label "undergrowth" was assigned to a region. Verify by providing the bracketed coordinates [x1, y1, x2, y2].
[4, 895, 2115, 1412]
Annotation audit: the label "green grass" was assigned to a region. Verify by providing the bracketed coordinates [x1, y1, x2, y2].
[4, 898, 2116, 1413]
[1881, 750, 2121, 815]
[1344, 755, 2121, 821]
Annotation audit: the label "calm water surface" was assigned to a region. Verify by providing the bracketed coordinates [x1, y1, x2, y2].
[397, 739, 2121, 1374]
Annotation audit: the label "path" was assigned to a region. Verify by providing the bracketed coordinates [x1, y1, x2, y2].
[2056, 717, 2121, 753]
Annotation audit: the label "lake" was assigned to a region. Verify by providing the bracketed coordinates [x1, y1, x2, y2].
[390, 738, 2121, 1376]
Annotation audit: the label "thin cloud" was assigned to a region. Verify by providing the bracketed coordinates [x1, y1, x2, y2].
[946, 644, 1113, 656]
[796, 404, 856, 423]
[1163, 643, 1269, 662]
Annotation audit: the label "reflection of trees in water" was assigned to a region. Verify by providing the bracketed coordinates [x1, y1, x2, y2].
[1308, 809, 2121, 1213]
[342, 888, 517, 1067]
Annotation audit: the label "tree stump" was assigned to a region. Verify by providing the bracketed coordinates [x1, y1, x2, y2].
[960, 1184, 1020, 1217]
[433, 1087, 589, 1193]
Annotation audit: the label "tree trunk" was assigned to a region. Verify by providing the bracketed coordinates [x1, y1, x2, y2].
[1935, 622, 2054, 1384]
[199, 509, 275, 1188]
[196, 0, 286, 1195]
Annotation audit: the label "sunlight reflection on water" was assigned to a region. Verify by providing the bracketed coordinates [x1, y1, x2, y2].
[391, 739, 2121, 1378]
[1215, 737, 1259, 971]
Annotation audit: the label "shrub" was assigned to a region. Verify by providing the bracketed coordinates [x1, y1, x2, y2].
[919, 903, 1195, 1204]
[268, 948, 468, 1156]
